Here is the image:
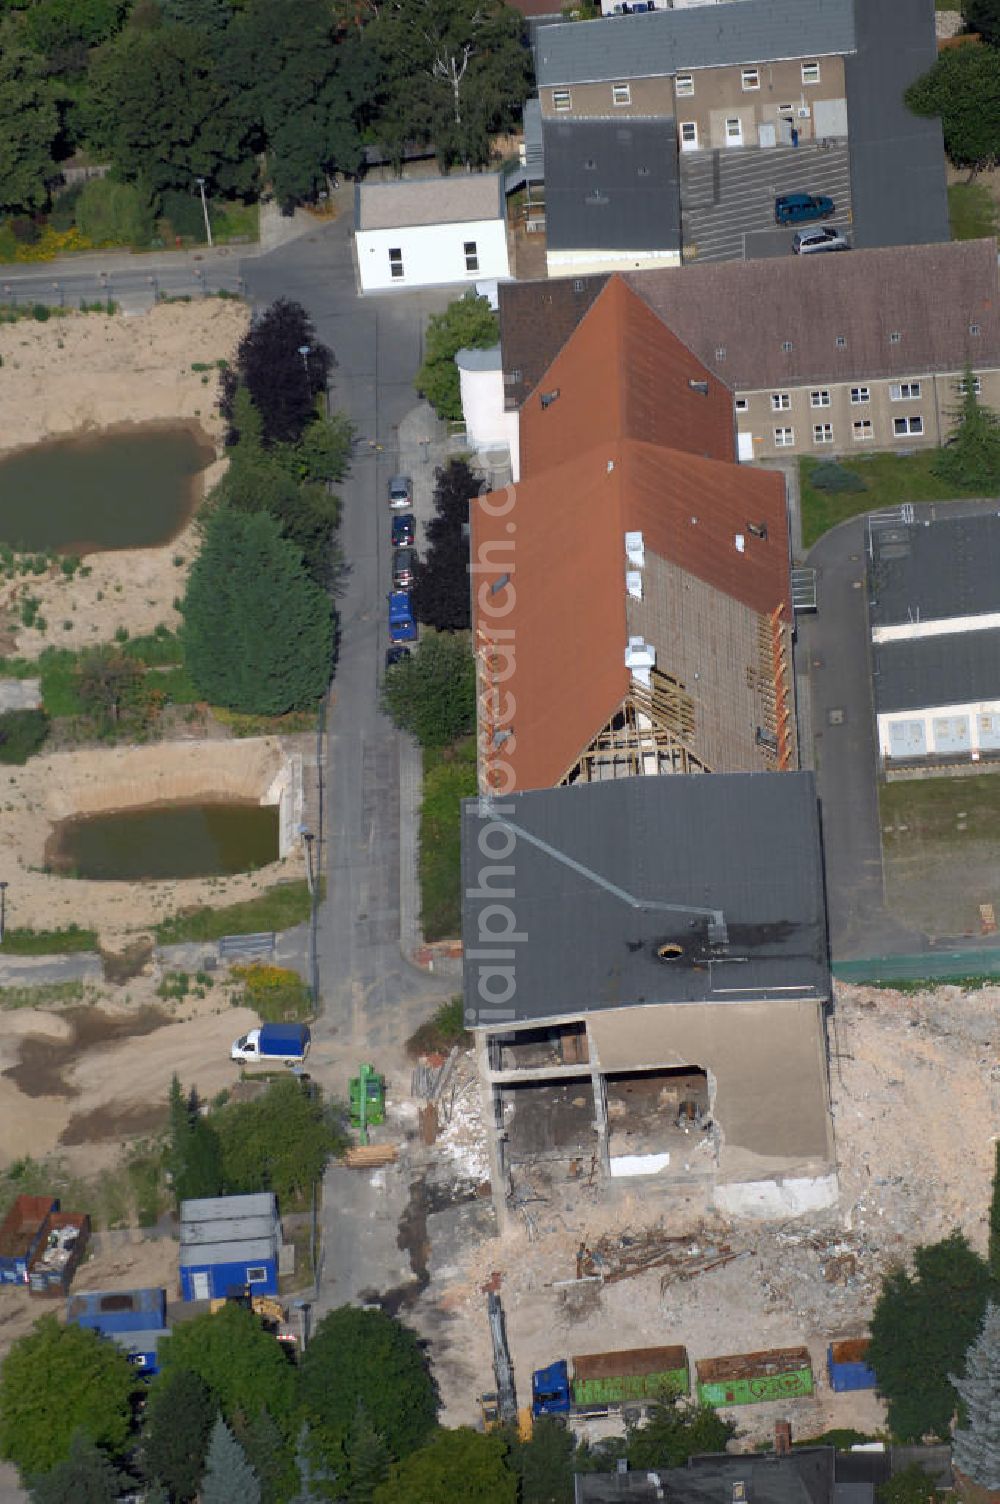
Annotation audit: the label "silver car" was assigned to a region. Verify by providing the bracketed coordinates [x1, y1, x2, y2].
[388, 474, 413, 509]
[793, 226, 850, 254]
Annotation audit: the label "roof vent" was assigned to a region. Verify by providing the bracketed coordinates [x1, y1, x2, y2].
[625, 637, 656, 682]
[835, 335, 847, 349]
[747, 520, 768, 540]
[540, 388, 560, 409]
[607, 459, 615, 473]
[732, 1484, 749, 1504]
[735, 533, 746, 553]
[625, 530, 645, 568]
[688, 379, 709, 395]
[781, 340, 793, 353]
[626, 569, 643, 600]
[889, 331, 901, 345]
[585, 189, 610, 207]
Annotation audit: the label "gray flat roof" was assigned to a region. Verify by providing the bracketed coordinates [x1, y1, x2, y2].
[108, 1329, 165, 1351]
[536, 0, 855, 88]
[180, 1194, 276, 1223]
[845, 0, 949, 250]
[869, 513, 1000, 628]
[577, 1451, 834, 1504]
[461, 773, 830, 1027]
[357, 174, 503, 230]
[179, 1237, 277, 1267]
[873, 629, 1000, 714]
[180, 1215, 277, 1247]
[543, 119, 680, 252]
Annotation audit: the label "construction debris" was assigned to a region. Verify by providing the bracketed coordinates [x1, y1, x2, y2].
[343, 1144, 398, 1168]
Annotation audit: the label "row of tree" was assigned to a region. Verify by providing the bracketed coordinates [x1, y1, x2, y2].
[0, 0, 533, 218]
[906, 2, 1000, 173]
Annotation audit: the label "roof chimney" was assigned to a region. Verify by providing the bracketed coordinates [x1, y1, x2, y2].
[774, 1420, 792, 1455]
[625, 636, 655, 688]
[747, 521, 768, 540]
[540, 388, 560, 410]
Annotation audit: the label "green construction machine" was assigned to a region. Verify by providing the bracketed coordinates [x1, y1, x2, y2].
[349, 1063, 386, 1144]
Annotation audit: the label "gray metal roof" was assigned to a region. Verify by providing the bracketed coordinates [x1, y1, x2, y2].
[845, 0, 949, 250]
[461, 772, 829, 1027]
[869, 513, 1000, 629]
[543, 119, 680, 252]
[108, 1329, 166, 1352]
[536, 0, 856, 88]
[180, 1194, 276, 1223]
[180, 1215, 277, 1247]
[873, 629, 1000, 715]
[357, 174, 503, 230]
[456, 345, 502, 372]
[179, 1236, 277, 1268]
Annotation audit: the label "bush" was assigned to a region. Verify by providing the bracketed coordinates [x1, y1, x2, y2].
[0, 708, 49, 764]
[405, 996, 471, 1057]
[809, 461, 867, 494]
[232, 963, 313, 1022]
[31, 303, 50, 322]
[75, 176, 154, 247]
[159, 188, 210, 241]
[382, 632, 476, 749]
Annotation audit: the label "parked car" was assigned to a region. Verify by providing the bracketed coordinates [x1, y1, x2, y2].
[388, 591, 418, 644]
[392, 513, 415, 548]
[392, 547, 417, 589]
[388, 475, 413, 509]
[793, 226, 850, 254]
[385, 645, 411, 670]
[774, 192, 835, 225]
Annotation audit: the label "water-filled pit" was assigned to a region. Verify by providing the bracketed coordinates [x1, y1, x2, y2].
[46, 800, 280, 881]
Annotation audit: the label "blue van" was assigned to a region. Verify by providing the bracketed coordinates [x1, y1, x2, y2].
[388, 591, 418, 644]
[774, 192, 835, 225]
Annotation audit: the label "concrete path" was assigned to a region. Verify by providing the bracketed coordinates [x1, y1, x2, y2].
[0, 951, 103, 989]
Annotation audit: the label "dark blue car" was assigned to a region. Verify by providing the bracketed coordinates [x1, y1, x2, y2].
[774, 192, 835, 225]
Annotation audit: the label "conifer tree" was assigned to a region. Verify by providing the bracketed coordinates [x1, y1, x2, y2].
[952, 1303, 1000, 1488]
[200, 1416, 261, 1504]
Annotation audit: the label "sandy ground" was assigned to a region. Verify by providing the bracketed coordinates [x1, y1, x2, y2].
[0, 737, 303, 943]
[0, 300, 248, 657]
[415, 980, 1000, 1440]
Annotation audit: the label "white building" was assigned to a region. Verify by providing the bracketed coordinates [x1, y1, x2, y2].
[869, 512, 1000, 767]
[456, 346, 521, 481]
[355, 175, 510, 294]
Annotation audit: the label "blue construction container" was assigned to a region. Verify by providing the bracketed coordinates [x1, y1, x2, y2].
[179, 1194, 281, 1301]
[108, 1327, 165, 1377]
[68, 1287, 167, 1334]
[827, 1338, 877, 1392]
[0, 1196, 57, 1284]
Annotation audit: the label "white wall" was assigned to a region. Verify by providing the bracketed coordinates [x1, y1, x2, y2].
[457, 361, 521, 482]
[357, 219, 509, 293]
[547, 246, 681, 278]
[878, 701, 1000, 760]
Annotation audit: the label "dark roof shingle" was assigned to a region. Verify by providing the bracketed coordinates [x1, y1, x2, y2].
[543, 119, 680, 253]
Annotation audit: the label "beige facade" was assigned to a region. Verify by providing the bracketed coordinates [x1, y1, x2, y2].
[736, 367, 1000, 463]
[672, 56, 847, 151]
[628, 553, 796, 772]
[540, 76, 675, 120]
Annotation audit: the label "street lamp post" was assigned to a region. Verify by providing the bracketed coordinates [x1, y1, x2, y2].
[195, 177, 213, 248]
[299, 826, 315, 896]
[0, 882, 8, 946]
[298, 344, 311, 379]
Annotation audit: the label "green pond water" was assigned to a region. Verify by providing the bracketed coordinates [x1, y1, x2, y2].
[49, 802, 279, 881]
[0, 424, 214, 553]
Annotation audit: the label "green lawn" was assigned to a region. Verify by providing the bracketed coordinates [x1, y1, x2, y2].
[154, 879, 316, 944]
[800, 452, 976, 549]
[948, 181, 999, 240]
[0, 924, 98, 955]
[420, 737, 477, 942]
[211, 200, 259, 245]
[880, 775, 1000, 939]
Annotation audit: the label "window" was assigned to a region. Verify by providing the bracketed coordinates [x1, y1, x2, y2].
[810, 389, 831, 408]
[771, 392, 790, 410]
[853, 419, 873, 441]
[246, 1266, 267, 1283]
[813, 423, 834, 445]
[781, 340, 793, 353]
[850, 386, 870, 404]
[735, 398, 749, 412]
[388, 247, 403, 280]
[958, 374, 982, 395]
[612, 82, 631, 106]
[893, 416, 924, 436]
[836, 335, 847, 349]
[680, 121, 698, 147]
[464, 240, 479, 272]
[889, 331, 901, 345]
[774, 426, 795, 447]
[801, 60, 820, 84]
[553, 88, 571, 112]
[741, 66, 760, 90]
[889, 381, 921, 401]
[971, 323, 982, 336]
[715, 346, 727, 361]
[725, 117, 743, 144]
[676, 73, 694, 96]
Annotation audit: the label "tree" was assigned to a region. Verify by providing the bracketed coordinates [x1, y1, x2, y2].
[220, 301, 332, 448]
[28, 1430, 132, 1504]
[965, 0, 1000, 46]
[343, 1407, 392, 1503]
[298, 1308, 438, 1480]
[373, 1428, 516, 1504]
[214, 1077, 337, 1202]
[952, 1302, 1000, 1487]
[906, 46, 1000, 174]
[22, 0, 129, 56]
[158, 1305, 297, 1428]
[201, 1416, 261, 1504]
[0, 24, 59, 214]
[508, 1415, 576, 1504]
[233, 1408, 298, 1504]
[411, 459, 478, 631]
[166, 1075, 224, 1204]
[0, 1317, 136, 1477]
[142, 1365, 214, 1503]
[0, 708, 49, 765]
[364, 0, 531, 167]
[415, 295, 499, 421]
[74, 645, 143, 729]
[382, 631, 475, 748]
[181, 506, 332, 714]
[867, 1230, 993, 1440]
[934, 368, 1000, 492]
[624, 1396, 735, 1471]
[878, 1466, 944, 1504]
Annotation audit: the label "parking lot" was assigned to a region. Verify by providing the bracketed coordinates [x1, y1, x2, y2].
[680, 141, 852, 264]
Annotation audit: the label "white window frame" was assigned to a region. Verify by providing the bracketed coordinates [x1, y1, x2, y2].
[388, 247, 404, 280]
[553, 88, 572, 112]
[246, 1266, 267, 1283]
[853, 419, 873, 442]
[801, 60, 821, 84]
[893, 416, 924, 437]
[612, 82, 631, 106]
[735, 398, 749, 412]
[464, 239, 479, 273]
[725, 116, 743, 145]
[771, 392, 790, 411]
[889, 381, 921, 401]
[958, 374, 982, 395]
[741, 66, 760, 91]
[675, 73, 694, 97]
[850, 386, 870, 405]
[813, 423, 834, 445]
[774, 426, 795, 448]
[680, 121, 698, 148]
[810, 389, 831, 408]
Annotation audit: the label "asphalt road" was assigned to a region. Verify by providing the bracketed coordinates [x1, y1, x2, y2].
[0, 247, 245, 311]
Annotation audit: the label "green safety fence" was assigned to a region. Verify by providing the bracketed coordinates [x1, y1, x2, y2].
[833, 948, 1000, 986]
